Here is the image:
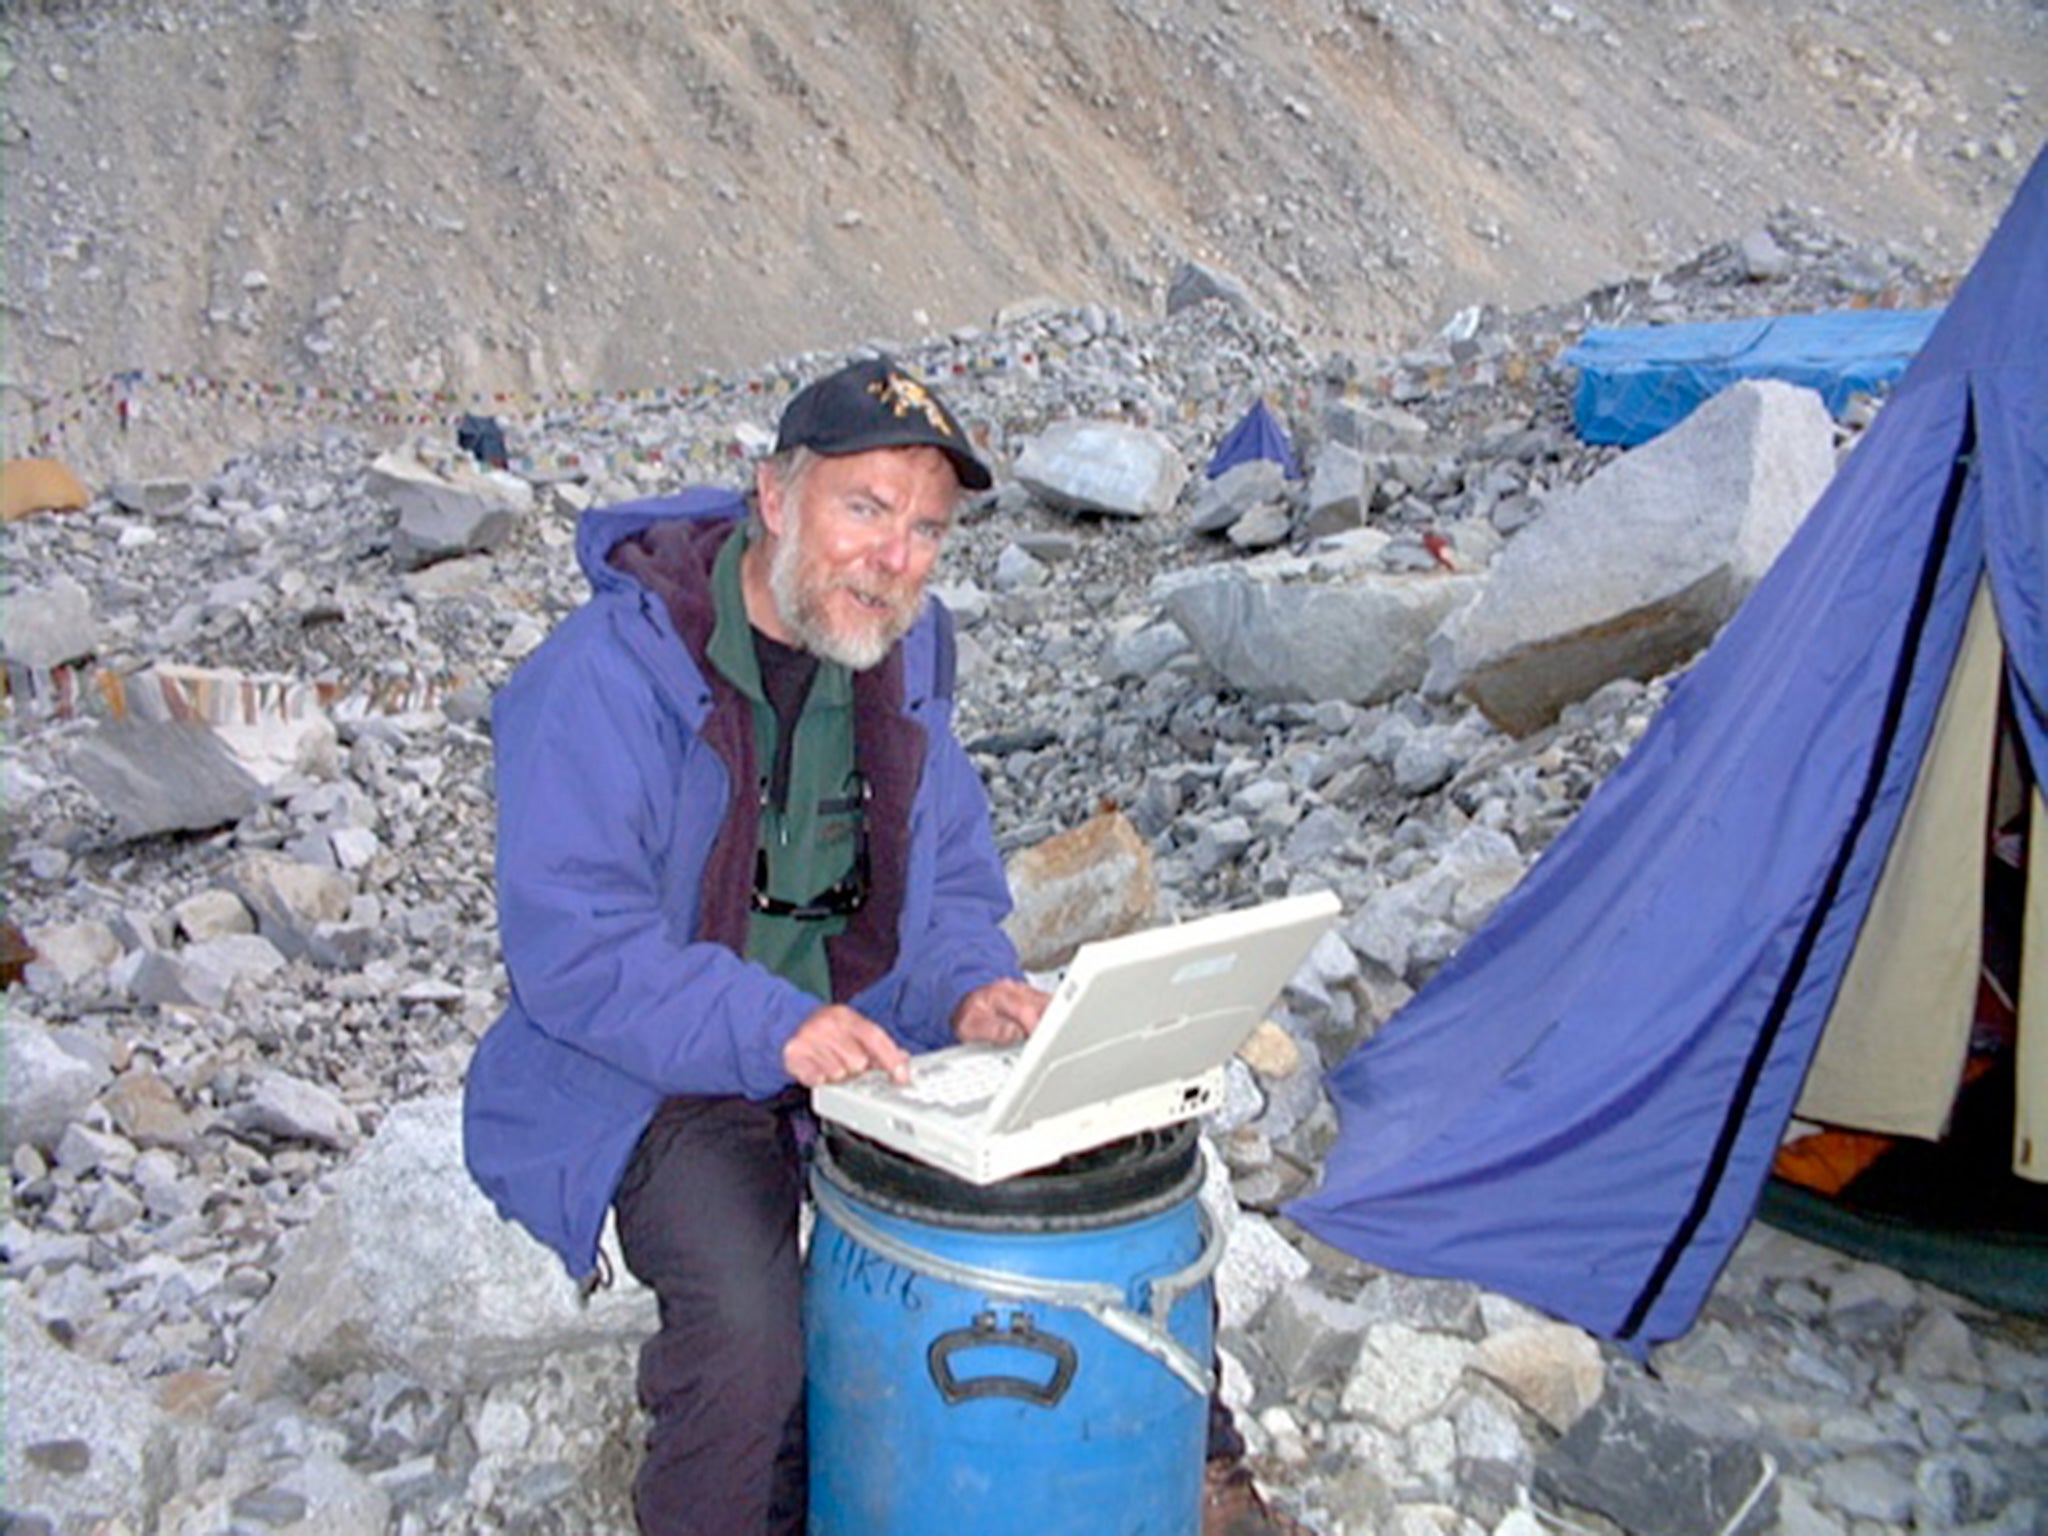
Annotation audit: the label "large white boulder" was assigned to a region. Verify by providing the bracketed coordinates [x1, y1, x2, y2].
[236, 1094, 654, 1396]
[1437, 379, 1837, 735]
[1012, 419, 1188, 518]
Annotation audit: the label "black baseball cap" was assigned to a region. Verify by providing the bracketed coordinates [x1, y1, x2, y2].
[773, 356, 993, 492]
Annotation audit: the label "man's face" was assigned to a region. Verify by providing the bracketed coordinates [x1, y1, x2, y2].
[753, 445, 958, 671]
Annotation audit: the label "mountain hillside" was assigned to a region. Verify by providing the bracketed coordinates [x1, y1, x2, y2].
[3, 0, 2043, 476]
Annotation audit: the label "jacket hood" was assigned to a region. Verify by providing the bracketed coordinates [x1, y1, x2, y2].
[574, 487, 750, 593]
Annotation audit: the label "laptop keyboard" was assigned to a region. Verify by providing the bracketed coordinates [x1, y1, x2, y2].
[902, 1052, 1016, 1108]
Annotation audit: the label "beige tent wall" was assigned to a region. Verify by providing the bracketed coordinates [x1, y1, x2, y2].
[2016, 789, 2046, 1181]
[1798, 582, 2001, 1138]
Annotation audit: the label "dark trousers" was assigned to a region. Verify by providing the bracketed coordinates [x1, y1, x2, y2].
[614, 1094, 1245, 1536]
[614, 1094, 809, 1536]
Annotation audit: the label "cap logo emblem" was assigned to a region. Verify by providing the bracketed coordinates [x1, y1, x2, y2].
[868, 373, 955, 438]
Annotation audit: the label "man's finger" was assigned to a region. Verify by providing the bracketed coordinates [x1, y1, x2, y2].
[854, 1019, 912, 1084]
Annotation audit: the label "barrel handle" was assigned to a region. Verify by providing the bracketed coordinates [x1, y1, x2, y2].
[927, 1310, 1079, 1408]
[810, 1173, 1224, 1398]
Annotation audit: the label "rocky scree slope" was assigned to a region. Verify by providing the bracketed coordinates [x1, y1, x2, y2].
[3, 0, 2043, 482]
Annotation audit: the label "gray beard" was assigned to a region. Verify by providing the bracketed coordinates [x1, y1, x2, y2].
[765, 527, 910, 672]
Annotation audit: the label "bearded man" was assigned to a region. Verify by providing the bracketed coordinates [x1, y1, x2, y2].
[464, 355, 1294, 1536]
[464, 356, 1045, 1533]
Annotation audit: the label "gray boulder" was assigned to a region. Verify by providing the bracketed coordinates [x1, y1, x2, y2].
[128, 933, 287, 1011]
[1191, 458, 1289, 536]
[21, 919, 123, 989]
[1013, 420, 1188, 519]
[170, 888, 256, 942]
[1164, 567, 1481, 705]
[1323, 400, 1431, 455]
[1340, 1323, 1477, 1433]
[0, 574, 98, 669]
[236, 1094, 654, 1397]
[5, 1021, 111, 1154]
[5, 1301, 202, 1530]
[1303, 440, 1369, 538]
[1437, 379, 1836, 735]
[1166, 259, 1257, 317]
[67, 718, 267, 838]
[1257, 1280, 1376, 1391]
[1212, 1200, 1311, 1332]
[226, 851, 356, 961]
[1535, 1376, 1778, 1536]
[369, 451, 533, 570]
[108, 476, 196, 516]
[1472, 1322, 1607, 1433]
[1739, 228, 1793, 281]
[1227, 501, 1294, 551]
[1101, 616, 1194, 682]
[234, 1067, 359, 1150]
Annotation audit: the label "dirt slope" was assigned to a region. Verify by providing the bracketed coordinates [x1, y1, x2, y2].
[3, 0, 2043, 474]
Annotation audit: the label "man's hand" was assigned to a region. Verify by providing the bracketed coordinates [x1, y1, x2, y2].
[784, 1004, 912, 1087]
[951, 977, 1051, 1047]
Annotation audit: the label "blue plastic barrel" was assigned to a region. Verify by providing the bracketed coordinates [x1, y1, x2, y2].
[804, 1126, 1220, 1535]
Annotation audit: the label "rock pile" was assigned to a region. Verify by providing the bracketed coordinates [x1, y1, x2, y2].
[6, 211, 2042, 1536]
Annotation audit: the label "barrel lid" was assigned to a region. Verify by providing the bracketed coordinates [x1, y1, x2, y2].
[817, 1121, 1203, 1230]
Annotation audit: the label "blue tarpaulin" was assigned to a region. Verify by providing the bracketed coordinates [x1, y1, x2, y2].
[1289, 148, 2048, 1349]
[1206, 399, 1301, 479]
[1562, 308, 1942, 447]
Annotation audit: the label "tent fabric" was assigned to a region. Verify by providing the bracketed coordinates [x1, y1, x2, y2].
[1798, 582, 2000, 1137]
[2019, 789, 2048, 1181]
[1, 458, 92, 521]
[1206, 399, 1302, 480]
[1289, 147, 2048, 1349]
[1562, 309, 1941, 447]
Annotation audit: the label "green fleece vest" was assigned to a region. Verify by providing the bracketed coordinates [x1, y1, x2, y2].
[706, 528, 859, 1002]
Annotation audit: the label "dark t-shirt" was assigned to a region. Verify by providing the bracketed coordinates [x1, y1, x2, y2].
[754, 630, 820, 816]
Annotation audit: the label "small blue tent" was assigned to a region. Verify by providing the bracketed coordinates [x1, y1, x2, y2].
[1207, 399, 1302, 480]
[1289, 147, 2048, 1348]
[1563, 309, 1941, 447]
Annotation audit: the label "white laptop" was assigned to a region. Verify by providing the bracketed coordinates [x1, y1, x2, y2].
[811, 889, 1341, 1184]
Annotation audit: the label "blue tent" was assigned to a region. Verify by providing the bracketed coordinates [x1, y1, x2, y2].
[1207, 399, 1302, 480]
[1289, 148, 2048, 1349]
[1563, 308, 1941, 447]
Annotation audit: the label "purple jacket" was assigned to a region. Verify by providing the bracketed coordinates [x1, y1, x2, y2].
[462, 489, 1020, 1277]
